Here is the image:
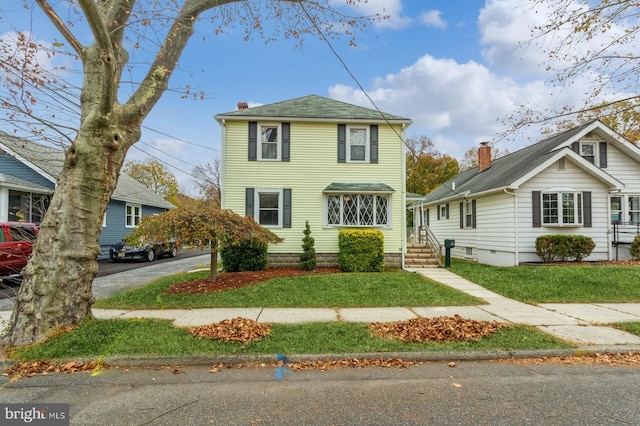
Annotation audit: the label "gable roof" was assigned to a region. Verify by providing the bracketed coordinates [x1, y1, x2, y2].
[0, 131, 175, 209]
[421, 120, 631, 205]
[214, 94, 412, 124]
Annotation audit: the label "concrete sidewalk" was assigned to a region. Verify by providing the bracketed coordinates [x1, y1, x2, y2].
[2, 263, 640, 349]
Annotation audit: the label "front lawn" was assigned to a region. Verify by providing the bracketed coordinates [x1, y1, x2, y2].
[94, 270, 482, 309]
[10, 319, 571, 360]
[449, 260, 640, 304]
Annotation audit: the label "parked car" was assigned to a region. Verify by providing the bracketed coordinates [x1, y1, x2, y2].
[0, 222, 39, 279]
[109, 239, 178, 262]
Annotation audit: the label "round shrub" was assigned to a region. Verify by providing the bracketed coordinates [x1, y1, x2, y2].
[220, 238, 268, 272]
[630, 236, 640, 260]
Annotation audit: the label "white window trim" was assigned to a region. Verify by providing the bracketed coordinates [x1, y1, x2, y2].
[125, 203, 142, 228]
[542, 191, 583, 227]
[629, 195, 640, 224]
[324, 193, 392, 228]
[580, 141, 598, 165]
[464, 199, 473, 228]
[257, 123, 281, 161]
[346, 125, 369, 163]
[102, 213, 107, 228]
[255, 188, 283, 228]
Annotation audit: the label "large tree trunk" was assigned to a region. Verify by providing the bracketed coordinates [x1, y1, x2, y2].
[3, 125, 133, 347]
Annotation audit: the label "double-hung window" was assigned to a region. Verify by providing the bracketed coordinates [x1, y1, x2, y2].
[542, 191, 583, 226]
[125, 203, 142, 228]
[258, 124, 281, 161]
[610, 196, 623, 223]
[326, 194, 390, 227]
[580, 142, 597, 164]
[465, 200, 473, 228]
[629, 196, 640, 224]
[348, 127, 368, 162]
[257, 190, 281, 227]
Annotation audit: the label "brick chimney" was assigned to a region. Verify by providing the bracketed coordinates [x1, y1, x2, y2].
[478, 141, 492, 172]
[237, 101, 249, 110]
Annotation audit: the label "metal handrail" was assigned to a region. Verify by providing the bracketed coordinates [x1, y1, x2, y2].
[418, 225, 442, 266]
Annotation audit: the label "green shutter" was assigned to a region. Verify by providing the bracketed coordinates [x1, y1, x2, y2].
[370, 125, 378, 164]
[282, 122, 290, 162]
[248, 122, 257, 161]
[283, 188, 292, 228]
[245, 188, 255, 218]
[337, 124, 346, 163]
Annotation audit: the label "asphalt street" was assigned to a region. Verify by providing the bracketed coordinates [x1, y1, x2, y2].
[1, 360, 639, 425]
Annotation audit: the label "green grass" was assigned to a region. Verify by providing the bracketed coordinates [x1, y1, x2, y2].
[94, 270, 482, 309]
[612, 322, 640, 337]
[10, 319, 571, 361]
[449, 260, 640, 304]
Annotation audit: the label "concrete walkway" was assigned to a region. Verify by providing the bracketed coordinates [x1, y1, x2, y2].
[2, 263, 640, 348]
[87, 267, 640, 347]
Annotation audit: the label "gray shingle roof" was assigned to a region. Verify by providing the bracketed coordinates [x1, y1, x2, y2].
[421, 121, 605, 204]
[0, 131, 175, 209]
[215, 95, 412, 122]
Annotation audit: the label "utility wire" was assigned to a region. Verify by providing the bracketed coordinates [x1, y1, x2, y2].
[297, 2, 409, 148]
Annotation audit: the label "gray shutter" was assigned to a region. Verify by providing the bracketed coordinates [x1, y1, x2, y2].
[282, 122, 290, 162]
[245, 188, 255, 218]
[370, 125, 378, 164]
[472, 199, 477, 228]
[571, 141, 579, 153]
[583, 191, 592, 227]
[459, 202, 464, 229]
[532, 191, 541, 227]
[283, 188, 292, 228]
[437, 205, 440, 220]
[248, 122, 257, 161]
[599, 142, 607, 168]
[337, 124, 346, 163]
[445, 203, 450, 219]
[426, 209, 430, 226]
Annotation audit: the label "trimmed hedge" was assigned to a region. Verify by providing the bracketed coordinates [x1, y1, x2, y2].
[299, 221, 317, 271]
[630, 236, 640, 260]
[535, 234, 595, 262]
[220, 238, 268, 272]
[338, 229, 384, 272]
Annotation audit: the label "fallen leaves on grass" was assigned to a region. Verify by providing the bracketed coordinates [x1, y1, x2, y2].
[3, 360, 103, 380]
[369, 315, 507, 343]
[187, 317, 271, 343]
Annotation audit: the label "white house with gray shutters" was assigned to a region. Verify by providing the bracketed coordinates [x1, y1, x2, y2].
[411, 120, 640, 266]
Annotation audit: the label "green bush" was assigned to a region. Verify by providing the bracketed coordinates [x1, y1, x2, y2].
[299, 221, 317, 271]
[338, 229, 384, 272]
[220, 238, 268, 272]
[535, 235, 595, 262]
[630, 236, 640, 260]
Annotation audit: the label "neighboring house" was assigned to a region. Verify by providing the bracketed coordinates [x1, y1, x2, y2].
[411, 120, 640, 266]
[0, 131, 175, 257]
[215, 95, 412, 268]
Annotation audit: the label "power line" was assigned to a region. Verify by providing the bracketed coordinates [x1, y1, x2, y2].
[141, 125, 220, 151]
[297, 2, 409, 148]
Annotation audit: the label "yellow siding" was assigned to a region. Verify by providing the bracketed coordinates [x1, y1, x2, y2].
[221, 120, 405, 256]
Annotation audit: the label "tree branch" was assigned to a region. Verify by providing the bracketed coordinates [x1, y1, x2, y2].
[35, 0, 83, 54]
[78, 0, 118, 117]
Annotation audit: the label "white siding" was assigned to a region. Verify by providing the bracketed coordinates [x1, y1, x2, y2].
[516, 158, 611, 263]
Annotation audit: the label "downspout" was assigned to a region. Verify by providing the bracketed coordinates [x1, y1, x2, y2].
[401, 123, 407, 269]
[504, 188, 518, 265]
[220, 119, 226, 208]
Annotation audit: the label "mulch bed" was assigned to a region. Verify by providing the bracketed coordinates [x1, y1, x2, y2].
[165, 266, 342, 294]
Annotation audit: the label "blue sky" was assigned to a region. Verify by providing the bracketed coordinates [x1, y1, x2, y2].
[0, 0, 633, 194]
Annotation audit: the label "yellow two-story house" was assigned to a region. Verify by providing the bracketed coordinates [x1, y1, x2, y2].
[215, 95, 412, 268]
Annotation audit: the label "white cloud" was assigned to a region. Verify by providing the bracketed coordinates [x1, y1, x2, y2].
[340, 0, 412, 29]
[419, 10, 446, 29]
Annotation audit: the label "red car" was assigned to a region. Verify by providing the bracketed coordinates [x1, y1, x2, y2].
[0, 222, 39, 279]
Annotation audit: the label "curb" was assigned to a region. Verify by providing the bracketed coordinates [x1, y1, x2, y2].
[3, 346, 640, 370]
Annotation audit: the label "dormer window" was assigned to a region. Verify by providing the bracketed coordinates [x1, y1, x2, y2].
[580, 142, 597, 164]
